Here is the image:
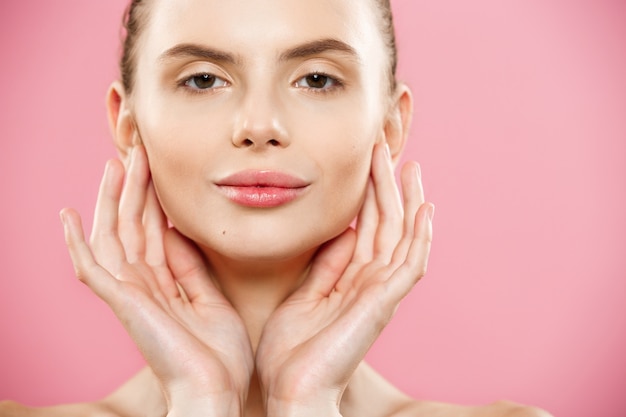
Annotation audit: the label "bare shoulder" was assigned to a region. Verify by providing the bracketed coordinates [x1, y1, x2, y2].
[391, 400, 554, 417]
[0, 367, 165, 417]
[341, 363, 553, 417]
[99, 366, 166, 417]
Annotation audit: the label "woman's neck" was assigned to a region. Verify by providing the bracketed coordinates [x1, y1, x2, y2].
[199, 245, 318, 350]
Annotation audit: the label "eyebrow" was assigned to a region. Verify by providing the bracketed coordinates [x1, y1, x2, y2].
[279, 38, 359, 62]
[158, 44, 238, 65]
[158, 38, 358, 66]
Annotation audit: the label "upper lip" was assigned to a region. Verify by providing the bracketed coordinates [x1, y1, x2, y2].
[215, 170, 310, 188]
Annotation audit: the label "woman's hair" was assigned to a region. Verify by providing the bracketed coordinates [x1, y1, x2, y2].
[119, 0, 398, 95]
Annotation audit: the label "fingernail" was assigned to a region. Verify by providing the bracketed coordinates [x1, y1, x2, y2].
[104, 160, 114, 186]
[384, 143, 391, 159]
[59, 210, 71, 236]
[427, 205, 435, 222]
[415, 163, 422, 180]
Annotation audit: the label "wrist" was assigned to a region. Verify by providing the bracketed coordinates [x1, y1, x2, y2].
[265, 396, 342, 417]
[167, 391, 244, 417]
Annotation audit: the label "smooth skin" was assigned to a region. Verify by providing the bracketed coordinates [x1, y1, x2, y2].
[0, 150, 549, 417]
[59, 141, 435, 417]
[0, 0, 553, 416]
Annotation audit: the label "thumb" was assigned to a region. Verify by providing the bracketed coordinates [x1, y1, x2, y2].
[299, 228, 356, 297]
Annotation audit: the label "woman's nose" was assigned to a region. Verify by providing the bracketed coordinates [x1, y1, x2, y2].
[231, 88, 289, 149]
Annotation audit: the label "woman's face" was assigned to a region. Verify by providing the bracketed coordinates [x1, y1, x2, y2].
[128, 0, 394, 262]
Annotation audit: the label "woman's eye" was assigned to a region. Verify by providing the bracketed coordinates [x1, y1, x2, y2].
[184, 73, 228, 90]
[295, 73, 340, 91]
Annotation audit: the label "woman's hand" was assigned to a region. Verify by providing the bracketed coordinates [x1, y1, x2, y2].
[255, 143, 434, 417]
[60, 146, 253, 417]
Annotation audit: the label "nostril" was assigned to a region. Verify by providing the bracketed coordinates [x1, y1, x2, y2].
[243, 138, 254, 147]
[268, 139, 279, 146]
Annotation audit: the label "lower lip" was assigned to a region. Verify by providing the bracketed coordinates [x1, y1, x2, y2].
[218, 186, 307, 208]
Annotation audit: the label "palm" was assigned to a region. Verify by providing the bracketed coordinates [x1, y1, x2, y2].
[257, 256, 392, 399]
[112, 257, 253, 396]
[256, 144, 434, 407]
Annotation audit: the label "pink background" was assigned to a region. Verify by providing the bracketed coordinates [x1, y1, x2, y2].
[1, 1, 625, 416]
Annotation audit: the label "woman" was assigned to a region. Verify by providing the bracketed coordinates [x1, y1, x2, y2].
[1, 0, 550, 416]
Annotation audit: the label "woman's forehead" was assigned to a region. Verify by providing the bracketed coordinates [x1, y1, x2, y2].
[141, 0, 383, 64]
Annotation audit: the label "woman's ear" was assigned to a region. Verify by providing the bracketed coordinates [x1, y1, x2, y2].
[383, 82, 413, 165]
[106, 81, 139, 162]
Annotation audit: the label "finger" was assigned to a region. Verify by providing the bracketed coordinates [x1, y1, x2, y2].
[353, 181, 377, 263]
[144, 181, 167, 267]
[371, 143, 404, 262]
[89, 159, 126, 273]
[118, 146, 150, 263]
[143, 182, 181, 300]
[401, 161, 424, 236]
[299, 228, 356, 297]
[385, 203, 434, 303]
[390, 162, 424, 267]
[61, 208, 120, 304]
[164, 228, 220, 303]
[64, 212, 210, 380]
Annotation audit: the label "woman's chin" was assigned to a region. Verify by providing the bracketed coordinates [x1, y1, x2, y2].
[202, 236, 320, 264]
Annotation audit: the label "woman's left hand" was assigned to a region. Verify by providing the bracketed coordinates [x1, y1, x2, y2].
[256, 143, 434, 417]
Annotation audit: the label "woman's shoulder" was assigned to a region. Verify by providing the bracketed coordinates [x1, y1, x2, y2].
[0, 367, 165, 417]
[342, 363, 553, 417]
[98, 366, 166, 417]
[390, 401, 554, 417]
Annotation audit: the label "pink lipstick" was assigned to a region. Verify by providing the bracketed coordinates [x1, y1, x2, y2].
[215, 170, 309, 208]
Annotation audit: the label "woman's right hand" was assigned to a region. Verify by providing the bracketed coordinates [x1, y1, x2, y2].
[60, 146, 253, 417]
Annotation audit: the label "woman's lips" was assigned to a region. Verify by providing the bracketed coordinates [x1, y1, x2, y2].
[215, 170, 310, 208]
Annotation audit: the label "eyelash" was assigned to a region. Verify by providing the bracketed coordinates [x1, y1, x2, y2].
[179, 72, 229, 94]
[294, 72, 344, 94]
[177, 71, 344, 95]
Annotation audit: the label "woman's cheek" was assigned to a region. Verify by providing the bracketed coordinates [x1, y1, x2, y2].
[328, 136, 373, 219]
[140, 128, 202, 229]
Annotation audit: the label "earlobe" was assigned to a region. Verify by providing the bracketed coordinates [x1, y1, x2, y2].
[106, 81, 138, 160]
[383, 83, 414, 165]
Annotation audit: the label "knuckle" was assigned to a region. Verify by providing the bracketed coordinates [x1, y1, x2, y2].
[72, 262, 90, 284]
[74, 267, 89, 283]
[416, 263, 428, 279]
[404, 251, 429, 280]
[419, 229, 433, 245]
